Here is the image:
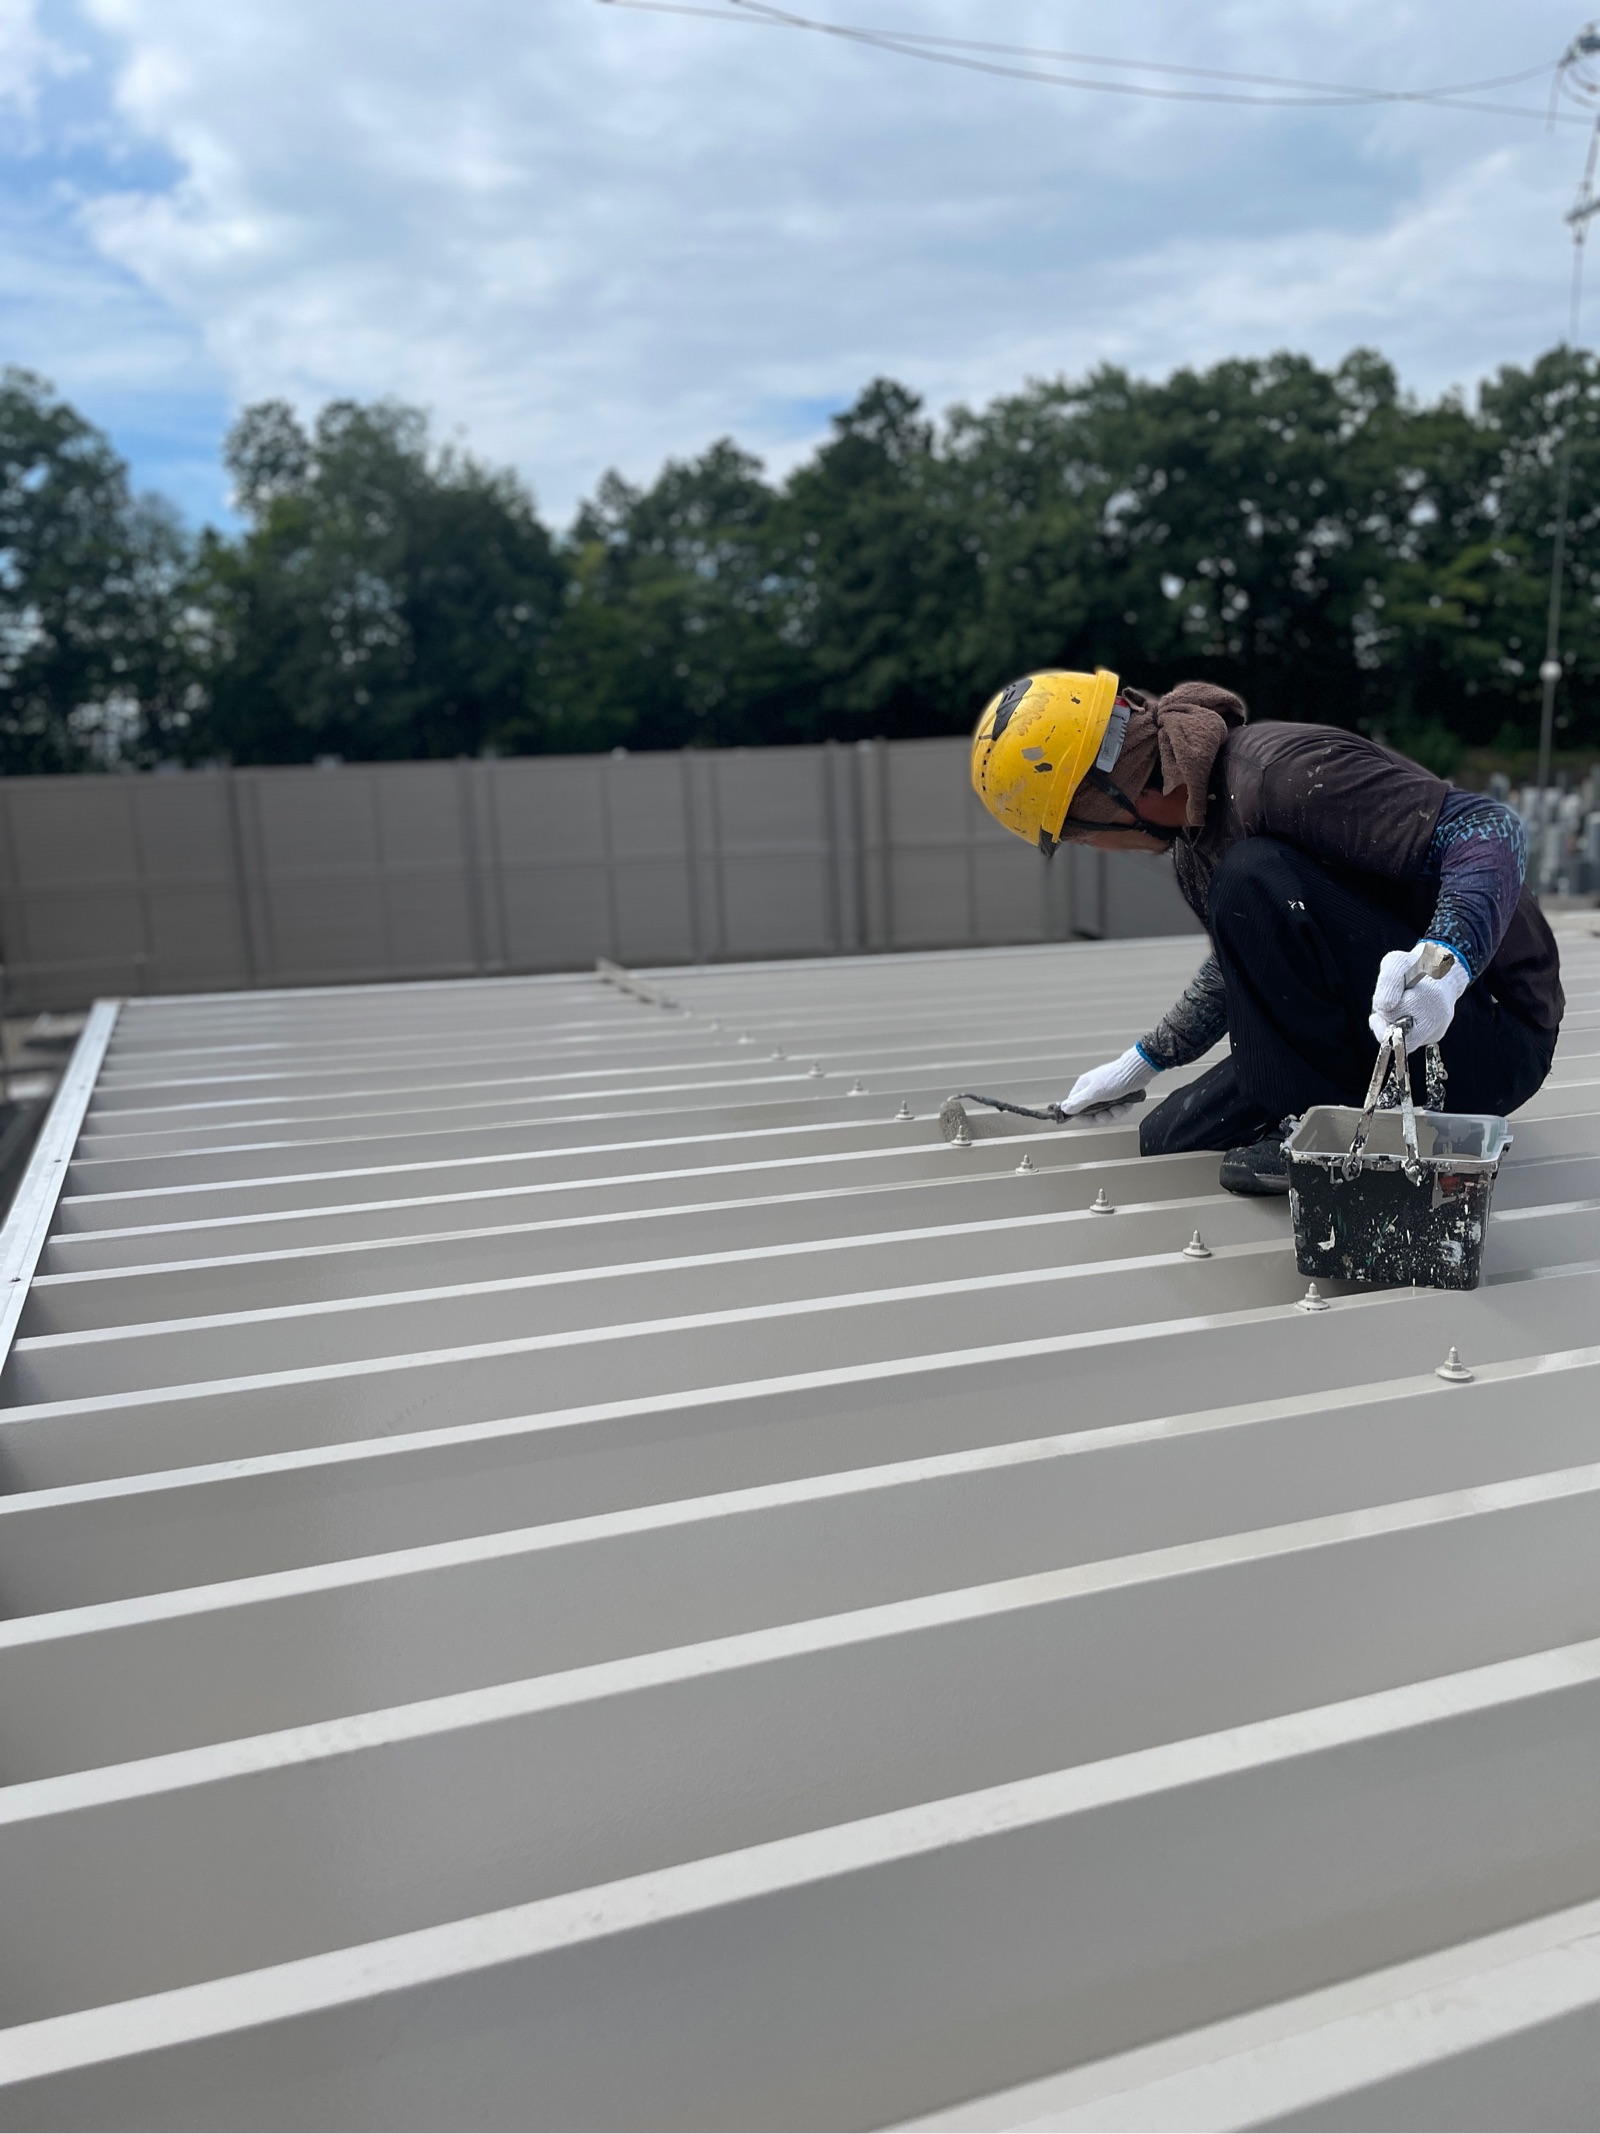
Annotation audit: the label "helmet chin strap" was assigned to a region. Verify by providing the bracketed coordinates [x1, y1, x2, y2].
[1052, 767, 1182, 848]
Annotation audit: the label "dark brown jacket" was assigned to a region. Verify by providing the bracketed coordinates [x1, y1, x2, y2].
[1173, 723, 1564, 1035]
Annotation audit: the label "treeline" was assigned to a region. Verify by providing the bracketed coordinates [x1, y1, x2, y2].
[2, 347, 1598, 776]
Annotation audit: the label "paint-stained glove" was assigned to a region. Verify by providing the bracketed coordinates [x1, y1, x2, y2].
[1368, 941, 1471, 1054]
[1057, 1044, 1157, 1121]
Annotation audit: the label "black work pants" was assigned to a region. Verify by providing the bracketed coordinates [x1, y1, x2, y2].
[1141, 838, 1556, 1157]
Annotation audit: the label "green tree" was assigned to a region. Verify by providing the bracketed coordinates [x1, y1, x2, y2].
[541, 440, 809, 751]
[943, 351, 1477, 736]
[200, 399, 568, 763]
[555, 355, 1550, 756]
[9, 347, 1600, 777]
[777, 379, 982, 740]
[1392, 345, 1600, 752]
[0, 367, 199, 773]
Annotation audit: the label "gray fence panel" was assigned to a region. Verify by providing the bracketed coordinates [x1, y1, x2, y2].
[1101, 849, 1206, 939]
[1067, 843, 1200, 943]
[237, 763, 482, 988]
[0, 773, 251, 1003]
[695, 747, 841, 962]
[484, 756, 613, 973]
[0, 743, 1199, 1011]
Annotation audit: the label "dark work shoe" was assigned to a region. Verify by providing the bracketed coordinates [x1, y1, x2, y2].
[1219, 1133, 1290, 1197]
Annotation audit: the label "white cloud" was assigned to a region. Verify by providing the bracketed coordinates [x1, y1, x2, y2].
[36, 0, 1600, 517]
[0, 0, 66, 109]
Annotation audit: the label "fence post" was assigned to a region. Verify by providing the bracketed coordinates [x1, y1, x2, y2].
[852, 740, 893, 951]
[598, 754, 623, 962]
[876, 741, 895, 949]
[1067, 845, 1105, 938]
[1044, 839, 1073, 941]
[221, 768, 259, 988]
[848, 744, 866, 951]
[819, 742, 843, 953]
[455, 760, 490, 975]
[680, 751, 706, 964]
[477, 760, 512, 972]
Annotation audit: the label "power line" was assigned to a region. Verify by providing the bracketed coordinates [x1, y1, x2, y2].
[598, 0, 1587, 121]
[732, 5, 1562, 112]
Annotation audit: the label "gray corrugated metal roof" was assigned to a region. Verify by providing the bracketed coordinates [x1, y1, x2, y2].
[0, 927, 1598, 2129]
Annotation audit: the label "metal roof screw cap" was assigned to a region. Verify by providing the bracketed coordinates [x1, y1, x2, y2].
[1297, 1281, 1331, 1312]
[894, 1099, 913, 1120]
[1015, 1152, 1036, 1174]
[1436, 1345, 1474, 1383]
[770, 1048, 785, 1060]
[1089, 1186, 1114, 1214]
[848, 1080, 866, 1095]
[1182, 1229, 1212, 1259]
[738, 1031, 753, 1044]
[809, 1060, 825, 1077]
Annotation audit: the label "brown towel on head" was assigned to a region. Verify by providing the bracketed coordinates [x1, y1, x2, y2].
[1069, 681, 1248, 829]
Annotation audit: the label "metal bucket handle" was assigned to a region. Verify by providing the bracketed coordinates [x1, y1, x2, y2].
[1345, 1021, 1432, 1184]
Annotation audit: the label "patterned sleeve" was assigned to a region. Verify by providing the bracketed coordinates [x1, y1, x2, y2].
[1424, 792, 1528, 982]
[1137, 953, 1229, 1070]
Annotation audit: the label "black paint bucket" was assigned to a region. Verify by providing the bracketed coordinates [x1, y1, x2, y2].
[1283, 1106, 1511, 1292]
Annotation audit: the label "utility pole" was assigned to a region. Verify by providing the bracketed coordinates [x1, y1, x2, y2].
[1538, 26, 1600, 822]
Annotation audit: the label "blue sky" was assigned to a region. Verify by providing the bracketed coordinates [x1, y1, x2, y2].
[1, 0, 1595, 528]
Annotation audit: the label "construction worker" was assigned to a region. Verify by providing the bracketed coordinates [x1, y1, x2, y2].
[970, 669, 1563, 1193]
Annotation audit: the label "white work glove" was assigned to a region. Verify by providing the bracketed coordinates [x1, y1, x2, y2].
[1057, 1045, 1157, 1121]
[1368, 941, 1471, 1054]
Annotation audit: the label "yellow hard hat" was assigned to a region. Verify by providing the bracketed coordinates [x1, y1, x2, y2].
[970, 668, 1123, 853]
